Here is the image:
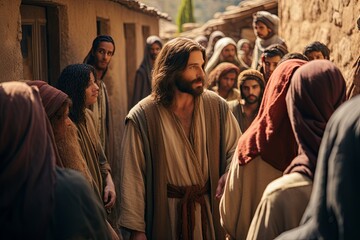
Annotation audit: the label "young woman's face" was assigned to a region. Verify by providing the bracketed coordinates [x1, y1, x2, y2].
[85, 72, 99, 107]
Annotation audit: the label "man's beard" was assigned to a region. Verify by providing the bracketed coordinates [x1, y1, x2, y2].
[53, 122, 93, 184]
[223, 56, 236, 62]
[244, 94, 259, 104]
[175, 76, 204, 96]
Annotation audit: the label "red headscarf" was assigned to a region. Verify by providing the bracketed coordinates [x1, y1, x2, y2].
[284, 60, 346, 179]
[0, 82, 56, 239]
[237, 59, 307, 171]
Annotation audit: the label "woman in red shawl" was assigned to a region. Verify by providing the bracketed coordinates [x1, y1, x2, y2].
[0, 81, 110, 239]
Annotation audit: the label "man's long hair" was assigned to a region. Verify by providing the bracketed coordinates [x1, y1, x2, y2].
[83, 35, 115, 79]
[152, 37, 206, 107]
[56, 64, 96, 124]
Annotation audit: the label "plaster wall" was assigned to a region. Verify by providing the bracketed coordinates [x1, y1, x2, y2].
[0, 0, 161, 177]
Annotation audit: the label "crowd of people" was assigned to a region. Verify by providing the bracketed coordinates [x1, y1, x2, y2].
[1, 9, 359, 240]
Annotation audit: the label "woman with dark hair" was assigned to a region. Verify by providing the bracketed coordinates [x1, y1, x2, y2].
[83, 36, 116, 211]
[57, 63, 116, 211]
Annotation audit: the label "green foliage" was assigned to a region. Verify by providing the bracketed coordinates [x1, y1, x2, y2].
[176, 0, 196, 33]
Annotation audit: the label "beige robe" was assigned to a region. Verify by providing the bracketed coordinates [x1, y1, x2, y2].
[220, 154, 282, 240]
[246, 173, 312, 240]
[77, 109, 111, 197]
[119, 96, 240, 239]
[92, 81, 107, 154]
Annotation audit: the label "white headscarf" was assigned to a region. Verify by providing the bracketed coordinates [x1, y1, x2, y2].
[205, 37, 240, 75]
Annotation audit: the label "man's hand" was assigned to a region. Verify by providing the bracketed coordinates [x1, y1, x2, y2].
[215, 172, 228, 199]
[130, 231, 147, 240]
[104, 173, 116, 209]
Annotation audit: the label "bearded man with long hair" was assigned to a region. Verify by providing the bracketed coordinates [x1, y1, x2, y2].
[119, 37, 241, 240]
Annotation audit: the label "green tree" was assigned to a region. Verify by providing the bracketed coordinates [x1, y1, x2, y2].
[176, 0, 196, 32]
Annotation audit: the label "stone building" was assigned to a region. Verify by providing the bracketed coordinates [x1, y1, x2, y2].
[0, 0, 169, 169]
[279, 0, 359, 78]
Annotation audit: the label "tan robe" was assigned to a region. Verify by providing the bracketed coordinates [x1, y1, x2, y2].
[119, 95, 240, 239]
[246, 173, 312, 240]
[228, 100, 257, 134]
[77, 109, 111, 197]
[220, 154, 282, 240]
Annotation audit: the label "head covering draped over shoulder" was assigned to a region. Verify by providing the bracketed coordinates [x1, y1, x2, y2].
[253, 11, 279, 35]
[205, 37, 239, 75]
[0, 82, 56, 239]
[237, 39, 251, 52]
[26, 80, 69, 119]
[237, 59, 307, 170]
[131, 35, 163, 108]
[206, 30, 225, 58]
[143, 35, 163, 74]
[208, 62, 240, 89]
[284, 60, 346, 179]
[276, 95, 360, 240]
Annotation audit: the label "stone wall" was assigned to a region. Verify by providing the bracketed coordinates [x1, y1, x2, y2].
[279, 0, 360, 78]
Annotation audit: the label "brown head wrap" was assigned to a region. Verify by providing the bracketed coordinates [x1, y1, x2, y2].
[284, 60, 346, 179]
[208, 62, 240, 88]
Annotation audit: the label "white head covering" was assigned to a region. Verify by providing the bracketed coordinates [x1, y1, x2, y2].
[205, 37, 239, 75]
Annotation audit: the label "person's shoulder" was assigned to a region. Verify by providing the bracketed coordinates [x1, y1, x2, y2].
[53, 167, 110, 239]
[201, 90, 230, 115]
[202, 89, 222, 100]
[126, 95, 157, 121]
[55, 167, 93, 196]
[228, 99, 240, 109]
[232, 88, 241, 97]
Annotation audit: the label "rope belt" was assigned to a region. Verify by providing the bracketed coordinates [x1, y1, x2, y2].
[167, 182, 209, 240]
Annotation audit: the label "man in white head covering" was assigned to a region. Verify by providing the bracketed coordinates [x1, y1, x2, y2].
[251, 11, 287, 70]
[205, 37, 243, 75]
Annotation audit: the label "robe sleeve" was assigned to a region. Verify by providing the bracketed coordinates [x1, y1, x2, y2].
[119, 120, 146, 233]
[98, 140, 111, 178]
